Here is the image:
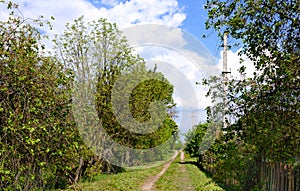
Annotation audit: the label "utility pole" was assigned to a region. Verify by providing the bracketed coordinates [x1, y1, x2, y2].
[223, 33, 228, 77]
[222, 33, 229, 128]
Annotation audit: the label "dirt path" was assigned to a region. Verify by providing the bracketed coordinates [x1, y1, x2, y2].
[141, 151, 179, 191]
[178, 151, 194, 191]
[180, 151, 184, 162]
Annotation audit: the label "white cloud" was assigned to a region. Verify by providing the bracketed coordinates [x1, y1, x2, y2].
[124, 28, 215, 110]
[217, 49, 256, 80]
[0, 0, 186, 59]
[0, 0, 185, 34]
[105, 0, 186, 28]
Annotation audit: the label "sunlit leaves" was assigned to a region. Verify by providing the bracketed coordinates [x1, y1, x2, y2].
[203, 0, 300, 189]
[54, 16, 179, 166]
[0, 2, 91, 190]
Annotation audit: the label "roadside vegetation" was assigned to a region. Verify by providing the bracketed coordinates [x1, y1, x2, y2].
[155, 153, 224, 191]
[184, 155, 224, 191]
[56, 152, 224, 191]
[62, 164, 165, 191]
[184, 0, 300, 190]
[0, 1, 178, 190]
[1, 0, 298, 190]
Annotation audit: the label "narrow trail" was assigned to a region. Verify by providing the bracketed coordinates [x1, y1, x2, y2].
[140, 150, 224, 191]
[180, 150, 184, 162]
[141, 151, 179, 191]
[178, 151, 194, 191]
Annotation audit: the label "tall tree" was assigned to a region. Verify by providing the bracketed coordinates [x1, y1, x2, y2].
[0, 2, 95, 190]
[205, 0, 300, 162]
[54, 16, 179, 166]
[202, 0, 299, 190]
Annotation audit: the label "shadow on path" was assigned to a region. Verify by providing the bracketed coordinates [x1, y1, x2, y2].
[178, 160, 230, 191]
[179, 161, 205, 171]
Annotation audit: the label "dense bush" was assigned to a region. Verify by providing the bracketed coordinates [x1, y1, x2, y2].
[196, 0, 300, 190]
[0, 2, 179, 190]
[0, 2, 99, 190]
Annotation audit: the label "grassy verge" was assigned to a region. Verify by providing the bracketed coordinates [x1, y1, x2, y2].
[155, 155, 193, 190]
[56, 159, 170, 191]
[56, 152, 225, 191]
[126, 150, 176, 170]
[66, 166, 164, 191]
[185, 154, 224, 191]
[155, 153, 224, 191]
[55, 151, 177, 191]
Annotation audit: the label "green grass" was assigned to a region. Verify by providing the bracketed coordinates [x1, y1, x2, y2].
[185, 155, 224, 191]
[155, 153, 224, 191]
[155, 156, 194, 190]
[58, 164, 164, 191]
[126, 151, 176, 170]
[57, 152, 225, 191]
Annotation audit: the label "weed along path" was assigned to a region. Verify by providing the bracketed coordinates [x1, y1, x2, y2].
[141, 151, 225, 191]
[64, 151, 225, 190]
[153, 151, 194, 191]
[142, 151, 194, 191]
[177, 151, 194, 191]
[141, 151, 179, 191]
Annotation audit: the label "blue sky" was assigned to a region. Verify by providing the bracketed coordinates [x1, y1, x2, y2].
[176, 0, 221, 57]
[86, 0, 222, 58]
